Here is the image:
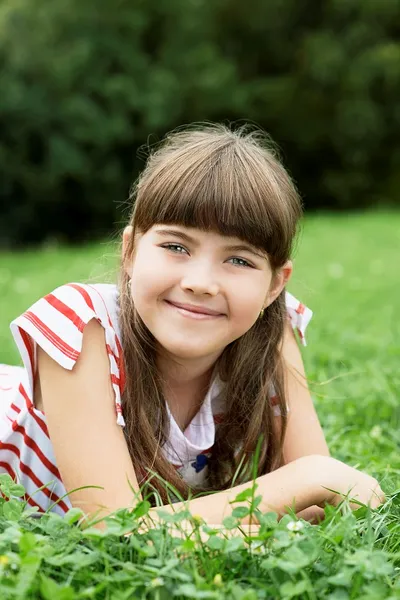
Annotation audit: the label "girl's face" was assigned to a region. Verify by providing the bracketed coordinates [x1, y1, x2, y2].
[123, 225, 291, 364]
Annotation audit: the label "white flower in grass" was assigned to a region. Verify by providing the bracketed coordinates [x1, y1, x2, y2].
[249, 541, 268, 554]
[286, 520, 304, 532]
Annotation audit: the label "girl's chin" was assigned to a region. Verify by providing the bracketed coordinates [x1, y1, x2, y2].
[156, 339, 223, 360]
[162, 346, 217, 360]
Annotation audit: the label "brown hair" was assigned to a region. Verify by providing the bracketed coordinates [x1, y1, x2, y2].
[118, 123, 302, 503]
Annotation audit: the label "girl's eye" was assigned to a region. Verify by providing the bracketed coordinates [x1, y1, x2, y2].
[161, 243, 189, 254]
[161, 244, 253, 268]
[228, 257, 253, 268]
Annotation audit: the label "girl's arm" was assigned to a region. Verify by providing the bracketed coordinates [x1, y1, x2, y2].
[38, 320, 383, 530]
[151, 453, 384, 529]
[279, 321, 330, 463]
[37, 319, 140, 521]
[276, 321, 329, 522]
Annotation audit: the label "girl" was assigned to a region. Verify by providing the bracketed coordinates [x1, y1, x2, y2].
[0, 124, 383, 526]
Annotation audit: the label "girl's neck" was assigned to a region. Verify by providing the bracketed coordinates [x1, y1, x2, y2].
[156, 351, 220, 408]
[157, 356, 216, 388]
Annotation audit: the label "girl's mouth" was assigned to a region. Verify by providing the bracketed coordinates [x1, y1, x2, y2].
[164, 300, 224, 320]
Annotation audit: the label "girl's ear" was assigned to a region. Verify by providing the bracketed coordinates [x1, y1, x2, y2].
[264, 260, 293, 308]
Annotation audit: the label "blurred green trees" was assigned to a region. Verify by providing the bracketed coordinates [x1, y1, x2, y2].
[1, 0, 399, 246]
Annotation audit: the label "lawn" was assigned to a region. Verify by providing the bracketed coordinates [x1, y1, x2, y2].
[0, 212, 399, 598]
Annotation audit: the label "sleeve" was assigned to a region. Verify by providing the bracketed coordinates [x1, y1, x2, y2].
[285, 291, 313, 347]
[9, 282, 126, 427]
[269, 292, 313, 417]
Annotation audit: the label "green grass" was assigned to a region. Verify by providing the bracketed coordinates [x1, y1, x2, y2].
[0, 212, 399, 598]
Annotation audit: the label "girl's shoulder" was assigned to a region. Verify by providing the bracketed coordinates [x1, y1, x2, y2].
[285, 291, 313, 346]
[10, 282, 123, 397]
[10, 283, 125, 426]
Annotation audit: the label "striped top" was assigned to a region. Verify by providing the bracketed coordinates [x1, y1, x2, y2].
[0, 283, 312, 516]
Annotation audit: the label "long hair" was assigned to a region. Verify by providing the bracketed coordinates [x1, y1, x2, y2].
[117, 123, 302, 503]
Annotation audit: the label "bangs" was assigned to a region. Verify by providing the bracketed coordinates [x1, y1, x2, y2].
[131, 126, 301, 265]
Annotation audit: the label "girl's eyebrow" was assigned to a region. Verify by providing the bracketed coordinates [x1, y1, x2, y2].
[154, 228, 267, 260]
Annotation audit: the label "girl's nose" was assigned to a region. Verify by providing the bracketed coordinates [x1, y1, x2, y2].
[180, 263, 220, 296]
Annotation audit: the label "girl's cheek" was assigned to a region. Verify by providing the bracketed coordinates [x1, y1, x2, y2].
[133, 268, 170, 306]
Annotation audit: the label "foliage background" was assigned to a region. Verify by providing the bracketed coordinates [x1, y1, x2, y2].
[1, 0, 400, 247]
[1, 3, 400, 592]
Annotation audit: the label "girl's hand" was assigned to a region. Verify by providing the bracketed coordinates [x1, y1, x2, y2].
[312, 455, 385, 510]
[296, 505, 326, 523]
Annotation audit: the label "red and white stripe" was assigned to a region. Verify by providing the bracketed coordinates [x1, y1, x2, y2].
[2, 283, 126, 515]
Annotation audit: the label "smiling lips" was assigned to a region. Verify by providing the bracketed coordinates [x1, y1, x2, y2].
[165, 300, 224, 319]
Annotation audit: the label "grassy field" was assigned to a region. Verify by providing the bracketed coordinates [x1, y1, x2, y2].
[0, 212, 399, 598]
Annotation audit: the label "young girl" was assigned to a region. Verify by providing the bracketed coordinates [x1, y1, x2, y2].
[0, 124, 384, 525]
